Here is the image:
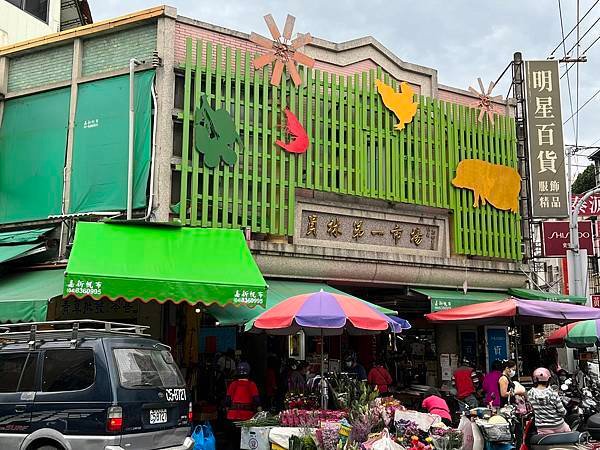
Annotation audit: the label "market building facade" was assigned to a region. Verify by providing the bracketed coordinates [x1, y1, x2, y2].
[0, 6, 576, 404]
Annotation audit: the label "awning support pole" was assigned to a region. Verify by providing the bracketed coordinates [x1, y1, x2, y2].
[127, 58, 141, 220]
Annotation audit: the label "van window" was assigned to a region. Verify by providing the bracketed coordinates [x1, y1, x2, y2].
[42, 349, 95, 392]
[114, 349, 184, 388]
[0, 353, 38, 393]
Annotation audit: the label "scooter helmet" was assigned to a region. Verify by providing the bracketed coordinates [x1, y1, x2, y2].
[237, 362, 251, 376]
[533, 367, 551, 383]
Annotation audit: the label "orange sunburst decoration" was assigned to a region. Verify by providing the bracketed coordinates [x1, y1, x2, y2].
[250, 14, 315, 87]
[468, 77, 503, 124]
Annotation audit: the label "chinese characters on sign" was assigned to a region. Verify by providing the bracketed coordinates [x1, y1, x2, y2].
[524, 60, 568, 218]
[302, 210, 439, 251]
[572, 194, 600, 216]
[65, 278, 103, 296]
[233, 289, 264, 306]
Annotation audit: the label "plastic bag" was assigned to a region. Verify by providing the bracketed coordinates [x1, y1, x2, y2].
[201, 422, 216, 450]
[458, 417, 473, 450]
[371, 429, 404, 450]
[471, 422, 484, 450]
[192, 422, 216, 450]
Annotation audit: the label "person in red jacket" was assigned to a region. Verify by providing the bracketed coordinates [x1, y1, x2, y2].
[226, 362, 261, 421]
[368, 360, 393, 394]
[453, 360, 478, 408]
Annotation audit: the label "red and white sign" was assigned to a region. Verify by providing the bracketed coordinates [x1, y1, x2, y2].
[541, 220, 595, 257]
[592, 295, 600, 308]
[572, 194, 600, 216]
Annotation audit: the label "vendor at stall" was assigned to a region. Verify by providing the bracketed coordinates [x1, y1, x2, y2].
[287, 360, 306, 393]
[344, 353, 367, 381]
[226, 362, 261, 421]
[368, 359, 393, 394]
[422, 387, 452, 426]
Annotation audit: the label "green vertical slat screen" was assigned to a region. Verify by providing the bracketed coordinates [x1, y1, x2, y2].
[175, 38, 522, 260]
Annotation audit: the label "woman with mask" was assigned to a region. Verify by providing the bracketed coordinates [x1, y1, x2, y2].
[498, 359, 517, 406]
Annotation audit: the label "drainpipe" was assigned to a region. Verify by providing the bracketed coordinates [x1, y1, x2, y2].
[127, 58, 141, 220]
[142, 80, 158, 220]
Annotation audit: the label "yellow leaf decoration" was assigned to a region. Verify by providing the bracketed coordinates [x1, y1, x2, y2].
[375, 79, 418, 130]
[452, 159, 521, 213]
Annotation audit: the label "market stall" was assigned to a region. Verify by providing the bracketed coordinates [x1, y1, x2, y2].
[230, 291, 466, 449]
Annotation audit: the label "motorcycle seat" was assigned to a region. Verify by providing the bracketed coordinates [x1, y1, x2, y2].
[529, 432, 581, 445]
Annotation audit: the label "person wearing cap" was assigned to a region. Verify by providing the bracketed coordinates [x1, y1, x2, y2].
[528, 367, 570, 435]
[344, 353, 367, 381]
[225, 362, 261, 421]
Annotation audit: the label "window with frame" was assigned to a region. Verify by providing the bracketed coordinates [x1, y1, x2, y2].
[0, 352, 38, 393]
[42, 349, 95, 392]
[6, 0, 49, 23]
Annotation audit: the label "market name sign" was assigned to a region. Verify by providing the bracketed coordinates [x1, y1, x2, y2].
[524, 60, 568, 218]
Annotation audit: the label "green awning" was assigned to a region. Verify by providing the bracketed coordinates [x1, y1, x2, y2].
[0, 269, 64, 323]
[0, 228, 53, 244]
[64, 222, 267, 307]
[0, 243, 43, 264]
[207, 280, 396, 328]
[508, 288, 586, 305]
[0, 228, 54, 264]
[412, 288, 510, 312]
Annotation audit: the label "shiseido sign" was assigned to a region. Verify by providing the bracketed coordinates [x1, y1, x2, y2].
[541, 221, 594, 257]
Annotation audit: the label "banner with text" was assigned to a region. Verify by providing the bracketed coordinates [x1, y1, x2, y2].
[541, 220, 594, 257]
[525, 60, 568, 218]
[572, 194, 600, 216]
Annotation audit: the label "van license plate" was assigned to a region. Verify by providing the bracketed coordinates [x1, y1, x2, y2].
[149, 409, 167, 424]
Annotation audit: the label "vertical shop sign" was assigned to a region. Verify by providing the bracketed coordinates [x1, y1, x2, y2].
[485, 327, 509, 372]
[459, 331, 477, 365]
[524, 60, 568, 218]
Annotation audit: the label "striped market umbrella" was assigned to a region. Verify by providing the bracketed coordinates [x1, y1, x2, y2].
[546, 320, 600, 348]
[247, 290, 410, 408]
[248, 290, 409, 336]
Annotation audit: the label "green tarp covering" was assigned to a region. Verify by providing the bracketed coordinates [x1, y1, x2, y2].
[69, 70, 154, 214]
[0, 88, 70, 223]
[0, 269, 64, 323]
[206, 280, 396, 328]
[64, 222, 267, 307]
[0, 228, 53, 244]
[411, 288, 510, 312]
[508, 288, 586, 305]
[0, 243, 42, 264]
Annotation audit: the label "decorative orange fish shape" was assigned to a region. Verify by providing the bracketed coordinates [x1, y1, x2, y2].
[375, 79, 418, 130]
[276, 108, 309, 154]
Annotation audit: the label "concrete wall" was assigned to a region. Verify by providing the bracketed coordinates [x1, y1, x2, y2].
[0, 0, 61, 46]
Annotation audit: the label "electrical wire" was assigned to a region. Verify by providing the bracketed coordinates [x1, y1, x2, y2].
[562, 86, 600, 124]
[558, 0, 577, 138]
[566, 14, 600, 54]
[550, 0, 600, 55]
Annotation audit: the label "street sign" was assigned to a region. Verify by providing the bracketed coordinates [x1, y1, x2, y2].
[592, 295, 600, 308]
[541, 220, 594, 257]
[524, 60, 569, 218]
[572, 194, 600, 216]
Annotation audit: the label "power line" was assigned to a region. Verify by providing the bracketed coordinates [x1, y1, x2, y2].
[550, 0, 600, 55]
[562, 86, 600, 124]
[567, 14, 600, 54]
[558, 0, 577, 138]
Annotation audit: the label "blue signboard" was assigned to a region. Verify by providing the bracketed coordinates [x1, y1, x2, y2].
[486, 327, 508, 371]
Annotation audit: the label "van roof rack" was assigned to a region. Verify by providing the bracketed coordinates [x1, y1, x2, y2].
[0, 320, 150, 349]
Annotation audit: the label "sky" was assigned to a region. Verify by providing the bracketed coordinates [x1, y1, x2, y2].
[91, 0, 600, 178]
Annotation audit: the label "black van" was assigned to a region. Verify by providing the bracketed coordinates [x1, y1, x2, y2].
[0, 320, 194, 450]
